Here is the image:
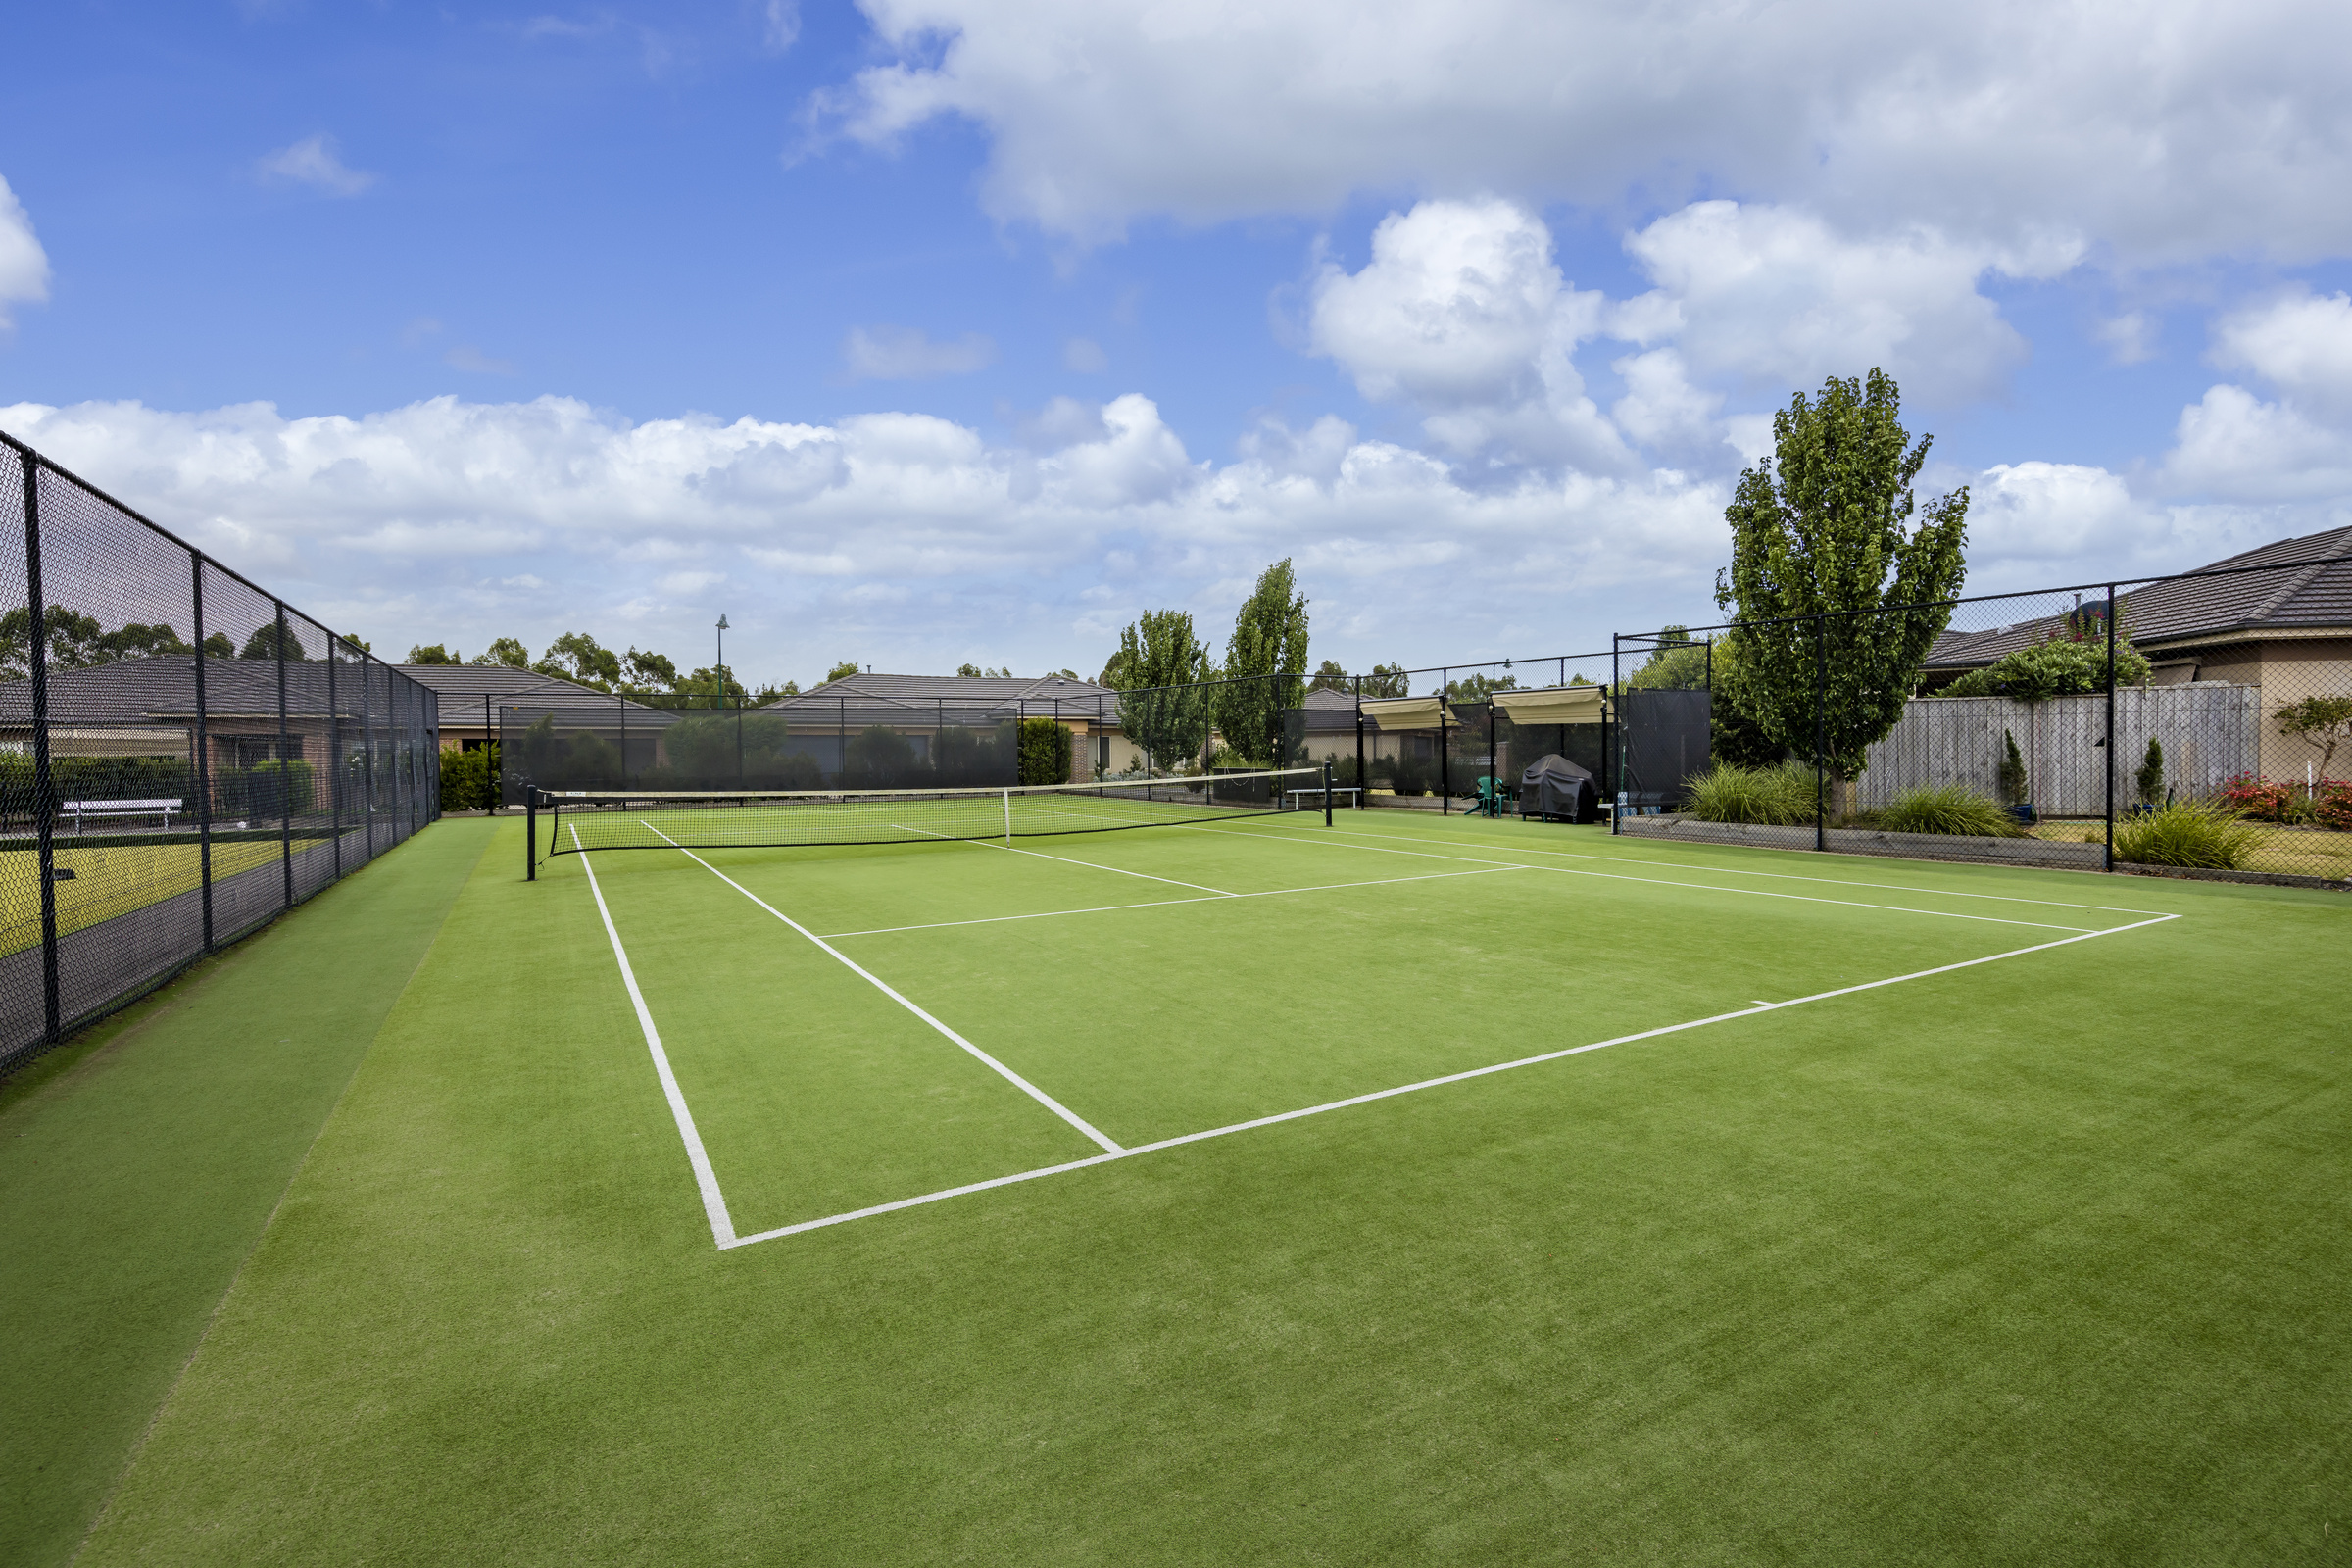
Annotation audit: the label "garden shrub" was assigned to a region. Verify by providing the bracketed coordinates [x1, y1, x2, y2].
[438, 743, 501, 811]
[1682, 760, 1817, 825]
[2314, 781, 2352, 832]
[1997, 729, 2027, 806]
[1944, 634, 2151, 699]
[2112, 801, 2260, 870]
[1865, 784, 2026, 838]
[1016, 717, 1070, 786]
[2135, 737, 2164, 806]
[2216, 773, 2300, 823]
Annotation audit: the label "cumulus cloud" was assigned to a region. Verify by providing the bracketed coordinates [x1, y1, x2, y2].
[1619, 202, 2038, 406]
[0, 174, 50, 329]
[823, 0, 2352, 262]
[255, 134, 376, 197]
[842, 324, 997, 379]
[0, 392, 1730, 679]
[2162, 384, 2352, 502]
[2211, 288, 2352, 419]
[1308, 197, 1628, 469]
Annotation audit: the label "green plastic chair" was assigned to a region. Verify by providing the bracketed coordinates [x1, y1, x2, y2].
[1469, 775, 1510, 817]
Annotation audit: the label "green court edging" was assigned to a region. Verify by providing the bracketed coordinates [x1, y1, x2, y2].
[0, 817, 498, 1568]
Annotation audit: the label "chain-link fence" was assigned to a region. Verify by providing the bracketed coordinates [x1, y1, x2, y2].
[1612, 548, 2352, 887]
[0, 433, 440, 1073]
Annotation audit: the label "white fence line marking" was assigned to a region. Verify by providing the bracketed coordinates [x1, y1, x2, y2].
[817, 866, 1522, 939]
[893, 821, 1234, 896]
[644, 823, 1124, 1155]
[572, 826, 738, 1250]
[1299, 821, 2177, 917]
[721, 911, 2180, 1248]
[1173, 823, 2106, 934]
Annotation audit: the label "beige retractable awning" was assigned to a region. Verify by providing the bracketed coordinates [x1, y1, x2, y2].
[1358, 695, 1446, 730]
[1491, 685, 1607, 725]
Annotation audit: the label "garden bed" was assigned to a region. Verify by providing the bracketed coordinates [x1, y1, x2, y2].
[1620, 813, 2107, 869]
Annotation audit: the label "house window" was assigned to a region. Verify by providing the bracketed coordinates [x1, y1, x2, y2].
[229, 736, 300, 767]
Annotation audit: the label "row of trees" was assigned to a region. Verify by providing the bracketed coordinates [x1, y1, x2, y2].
[1099, 560, 1317, 768]
[403, 633, 806, 706]
[0, 607, 376, 680]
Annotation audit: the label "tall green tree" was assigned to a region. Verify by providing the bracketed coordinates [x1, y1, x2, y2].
[406, 643, 461, 665]
[537, 631, 621, 688]
[471, 637, 531, 669]
[825, 660, 861, 683]
[1110, 609, 1213, 768]
[1714, 369, 1969, 785]
[240, 620, 308, 662]
[1306, 659, 1349, 694]
[1214, 559, 1310, 765]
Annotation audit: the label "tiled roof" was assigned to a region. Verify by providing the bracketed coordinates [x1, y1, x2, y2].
[393, 663, 609, 701]
[1925, 526, 2352, 669]
[0, 655, 437, 726]
[765, 672, 1122, 721]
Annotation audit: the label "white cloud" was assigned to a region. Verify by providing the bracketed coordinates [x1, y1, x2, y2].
[842, 324, 997, 379]
[0, 174, 50, 329]
[1062, 336, 1107, 373]
[0, 392, 1730, 679]
[823, 0, 2352, 263]
[255, 135, 376, 198]
[2161, 383, 2352, 502]
[1969, 462, 2150, 565]
[762, 0, 800, 50]
[1620, 202, 2034, 406]
[1609, 349, 1721, 457]
[2095, 312, 2158, 366]
[2211, 288, 2352, 419]
[1307, 197, 1627, 469]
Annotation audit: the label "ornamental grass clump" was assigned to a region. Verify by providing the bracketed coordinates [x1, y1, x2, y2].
[1683, 760, 1817, 825]
[2112, 801, 2261, 870]
[1870, 784, 2026, 837]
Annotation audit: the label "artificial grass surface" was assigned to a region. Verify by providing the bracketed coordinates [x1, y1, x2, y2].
[57, 813, 2352, 1562]
[0, 818, 496, 1568]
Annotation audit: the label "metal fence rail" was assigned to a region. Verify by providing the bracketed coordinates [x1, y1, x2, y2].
[0, 432, 441, 1074]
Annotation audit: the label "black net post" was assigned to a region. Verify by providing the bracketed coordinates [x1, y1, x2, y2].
[1440, 668, 1450, 813]
[619, 690, 629, 789]
[1323, 760, 1334, 826]
[275, 603, 293, 910]
[190, 551, 214, 953]
[2104, 583, 2118, 872]
[1609, 639, 1621, 834]
[361, 659, 375, 860]
[1813, 613, 1828, 853]
[326, 634, 342, 879]
[525, 789, 536, 881]
[19, 448, 60, 1043]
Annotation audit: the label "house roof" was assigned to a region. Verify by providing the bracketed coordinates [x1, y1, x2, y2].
[0, 654, 438, 727]
[763, 672, 1123, 722]
[393, 663, 672, 723]
[1924, 525, 2352, 670]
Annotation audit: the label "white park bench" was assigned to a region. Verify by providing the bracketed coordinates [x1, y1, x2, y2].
[62, 798, 182, 831]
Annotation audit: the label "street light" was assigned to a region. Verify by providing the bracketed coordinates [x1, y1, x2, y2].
[715, 614, 730, 705]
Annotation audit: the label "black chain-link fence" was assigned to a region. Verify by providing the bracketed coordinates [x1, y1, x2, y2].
[0, 433, 440, 1073]
[1613, 549, 2352, 888]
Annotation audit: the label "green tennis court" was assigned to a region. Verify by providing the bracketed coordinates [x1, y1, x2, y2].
[13, 808, 2346, 1565]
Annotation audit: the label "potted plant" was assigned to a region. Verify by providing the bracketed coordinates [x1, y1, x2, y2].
[2129, 736, 2164, 817]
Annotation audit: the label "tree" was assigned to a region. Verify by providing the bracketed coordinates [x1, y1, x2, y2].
[1714, 369, 1969, 788]
[623, 647, 678, 690]
[1307, 659, 1350, 694]
[2136, 737, 2166, 806]
[825, 660, 861, 683]
[1360, 662, 1409, 699]
[1016, 716, 1071, 785]
[1214, 559, 1311, 765]
[407, 643, 461, 665]
[471, 638, 531, 669]
[956, 662, 984, 678]
[1942, 633, 2150, 699]
[537, 632, 620, 688]
[240, 620, 308, 662]
[201, 631, 235, 660]
[340, 634, 371, 654]
[1111, 609, 1213, 768]
[1446, 672, 1517, 702]
[2277, 694, 2352, 780]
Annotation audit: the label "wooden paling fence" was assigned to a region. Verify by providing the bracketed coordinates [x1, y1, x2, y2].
[1859, 684, 2260, 816]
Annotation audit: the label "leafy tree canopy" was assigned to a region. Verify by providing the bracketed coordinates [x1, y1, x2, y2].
[1359, 662, 1410, 699]
[1942, 631, 2150, 700]
[825, 660, 862, 683]
[1307, 659, 1350, 694]
[240, 620, 308, 662]
[471, 637, 530, 669]
[537, 631, 621, 688]
[406, 643, 461, 665]
[1111, 609, 1213, 765]
[623, 647, 679, 690]
[1713, 368, 1969, 779]
[2277, 694, 2352, 778]
[1446, 672, 1517, 701]
[1214, 559, 1310, 764]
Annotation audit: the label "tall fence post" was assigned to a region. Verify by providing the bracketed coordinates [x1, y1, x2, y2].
[1354, 674, 1365, 809]
[1440, 667, 1450, 813]
[275, 603, 293, 908]
[20, 451, 60, 1042]
[191, 554, 214, 953]
[362, 662, 375, 860]
[1609, 639, 1620, 834]
[2104, 583, 2118, 872]
[1813, 614, 1828, 854]
[327, 635, 342, 879]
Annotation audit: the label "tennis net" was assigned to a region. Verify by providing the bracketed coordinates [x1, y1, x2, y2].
[529, 767, 1328, 870]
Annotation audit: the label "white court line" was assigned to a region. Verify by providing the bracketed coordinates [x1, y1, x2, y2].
[1169, 823, 2106, 935]
[722, 909, 2180, 1248]
[641, 822, 1124, 1154]
[572, 825, 738, 1249]
[1290, 820, 2175, 918]
[893, 822, 1233, 896]
[818, 865, 1523, 939]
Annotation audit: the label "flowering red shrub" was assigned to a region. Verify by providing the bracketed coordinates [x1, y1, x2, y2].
[2316, 780, 2352, 832]
[2217, 773, 2298, 821]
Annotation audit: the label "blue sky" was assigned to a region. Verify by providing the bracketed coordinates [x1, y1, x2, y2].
[3, 0, 2350, 688]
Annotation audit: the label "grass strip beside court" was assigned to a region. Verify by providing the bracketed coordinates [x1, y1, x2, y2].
[0, 819, 496, 1568]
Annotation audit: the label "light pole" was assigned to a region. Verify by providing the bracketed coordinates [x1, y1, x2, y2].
[715, 613, 729, 704]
